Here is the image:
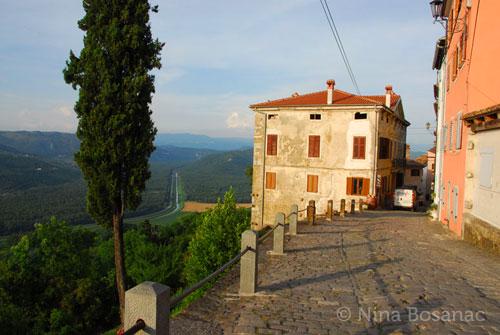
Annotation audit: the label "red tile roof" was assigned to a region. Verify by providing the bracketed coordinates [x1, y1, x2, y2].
[250, 89, 400, 109]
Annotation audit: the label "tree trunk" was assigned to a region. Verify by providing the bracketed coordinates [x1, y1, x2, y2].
[113, 210, 127, 325]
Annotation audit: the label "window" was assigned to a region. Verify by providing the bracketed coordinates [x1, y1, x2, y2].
[266, 172, 276, 189]
[460, 31, 467, 66]
[267, 114, 277, 120]
[446, 65, 450, 91]
[479, 150, 494, 188]
[441, 124, 447, 152]
[411, 169, 420, 177]
[353, 136, 366, 159]
[452, 49, 459, 80]
[308, 135, 320, 158]
[267, 134, 277, 156]
[354, 112, 367, 120]
[346, 177, 370, 196]
[456, 112, 462, 150]
[379, 137, 391, 159]
[310, 114, 321, 120]
[307, 175, 318, 193]
[449, 121, 454, 150]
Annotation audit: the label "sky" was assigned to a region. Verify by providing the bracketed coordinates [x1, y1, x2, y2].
[0, 0, 443, 147]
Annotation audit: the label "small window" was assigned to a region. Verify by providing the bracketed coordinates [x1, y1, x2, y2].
[411, 169, 420, 177]
[354, 112, 367, 120]
[310, 114, 321, 120]
[307, 175, 318, 193]
[267, 134, 278, 156]
[346, 177, 370, 196]
[379, 137, 391, 159]
[353, 136, 366, 159]
[267, 114, 278, 120]
[266, 172, 276, 189]
[308, 135, 320, 158]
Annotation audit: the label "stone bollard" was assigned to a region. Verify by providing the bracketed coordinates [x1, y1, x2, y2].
[289, 204, 298, 236]
[240, 230, 258, 295]
[340, 199, 346, 217]
[327, 200, 333, 222]
[351, 199, 356, 214]
[307, 200, 316, 225]
[359, 199, 364, 212]
[272, 213, 285, 255]
[125, 281, 170, 335]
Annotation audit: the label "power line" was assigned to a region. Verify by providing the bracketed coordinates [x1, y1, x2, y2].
[322, 0, 360, 94]
[319, 0, 360, 94]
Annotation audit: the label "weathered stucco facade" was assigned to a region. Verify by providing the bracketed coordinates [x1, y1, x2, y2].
[250, 81, 409, 229]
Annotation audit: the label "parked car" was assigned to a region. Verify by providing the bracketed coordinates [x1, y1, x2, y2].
[393, 186, 417, 211]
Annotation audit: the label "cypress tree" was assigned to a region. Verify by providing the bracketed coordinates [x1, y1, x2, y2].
[63, 0, 163, 323]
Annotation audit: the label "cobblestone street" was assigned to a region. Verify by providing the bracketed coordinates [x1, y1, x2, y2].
[171, 211, 500, 335]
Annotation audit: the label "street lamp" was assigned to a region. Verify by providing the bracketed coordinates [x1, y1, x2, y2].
[430, 0, 444, 21]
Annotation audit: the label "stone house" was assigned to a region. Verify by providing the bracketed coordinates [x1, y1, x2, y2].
[249, 80, 410, 229]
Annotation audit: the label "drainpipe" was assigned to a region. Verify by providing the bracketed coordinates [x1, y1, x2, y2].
[253, 109, 267, 229]
[372, 109, 380, 196]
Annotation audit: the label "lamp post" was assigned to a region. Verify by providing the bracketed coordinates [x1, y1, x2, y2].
[430, 0, 446, 25]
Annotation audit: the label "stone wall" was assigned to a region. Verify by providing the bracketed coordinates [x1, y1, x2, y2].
[463, 213, 500, 255]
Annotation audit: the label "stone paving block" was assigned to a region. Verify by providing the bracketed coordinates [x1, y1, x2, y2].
[171, 212, 500, 334]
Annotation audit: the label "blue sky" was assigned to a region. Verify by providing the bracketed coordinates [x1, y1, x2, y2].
[0, 0, 442, 147]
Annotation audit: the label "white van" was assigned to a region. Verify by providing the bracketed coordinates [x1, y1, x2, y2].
[393, 186, 417, 211]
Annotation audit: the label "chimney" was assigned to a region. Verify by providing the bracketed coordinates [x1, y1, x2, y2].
[385, 84, 393, 108]
[327, 79, 335, 105]
[406, 144, 411, 159]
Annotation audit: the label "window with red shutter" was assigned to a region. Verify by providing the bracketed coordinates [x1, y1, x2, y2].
[266, 172, 276, 189]
[353, 136, 366, 159]
[347, 177, 368, 195]
[307, 175, 318, 193]
[308, 136, 320, 158]
[267, 134, 277, 156]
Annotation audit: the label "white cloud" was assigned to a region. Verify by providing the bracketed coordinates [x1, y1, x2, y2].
[226, 112, 251, 129]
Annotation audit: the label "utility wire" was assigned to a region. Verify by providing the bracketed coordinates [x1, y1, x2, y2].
[323, 0, 360, 94]
[319, 0, 361, 94]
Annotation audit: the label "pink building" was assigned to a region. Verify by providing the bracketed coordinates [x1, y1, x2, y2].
[436, 0, 500, 246]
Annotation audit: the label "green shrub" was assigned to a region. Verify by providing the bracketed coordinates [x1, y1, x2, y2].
[183, 189, 250, 286]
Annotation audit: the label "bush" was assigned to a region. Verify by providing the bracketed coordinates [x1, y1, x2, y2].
[183, 189, 250, 286]
[0, 217, 117, 334]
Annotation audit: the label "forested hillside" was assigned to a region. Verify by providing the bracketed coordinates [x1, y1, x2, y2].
[0, 131, 79, 158]
[0, 131, 254, 235]
[180, 149, 252, 202]
[0, 149, 80, 191]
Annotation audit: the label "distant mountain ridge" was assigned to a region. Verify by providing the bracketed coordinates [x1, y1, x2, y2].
[0, 131, 253, 156]
[0, 131, 79, 158]
[155, 133, 252, 151]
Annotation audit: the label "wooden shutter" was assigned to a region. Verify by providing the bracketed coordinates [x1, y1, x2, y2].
[267, 134, 277, 156]
[307, 175, 318, 193]
[362, 178, 370, 196]
[359, 137, 366, 159]
[456, 112, 462, 150]
[309, 136, 320, 157]
[346, 177, 353, 195]
[266, 172, 276, 189]
[353, 137, 359, 159]
[449, 121, 454, 150]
